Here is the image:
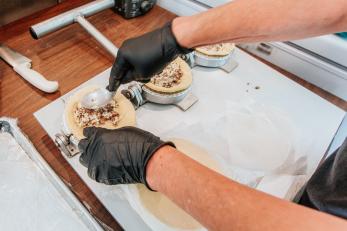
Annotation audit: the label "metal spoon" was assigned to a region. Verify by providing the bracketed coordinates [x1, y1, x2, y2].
[80, 73, 121, 109]
[80, 88, 114, 109]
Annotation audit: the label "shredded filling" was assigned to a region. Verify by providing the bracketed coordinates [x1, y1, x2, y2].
[200, 43, 234, 52]
[73, 100, 119, 127]
[150, 61, 183, 88]
[199, 43, 226, 52]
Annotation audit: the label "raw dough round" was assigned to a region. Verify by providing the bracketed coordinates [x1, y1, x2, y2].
[136, 138, 221, 230]
[64, 85, 136, 140]
[195, 43, 235, 57]
[145, 57, 193, 94]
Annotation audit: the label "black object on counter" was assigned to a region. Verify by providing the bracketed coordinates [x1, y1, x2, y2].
[114, 0, 156, 19]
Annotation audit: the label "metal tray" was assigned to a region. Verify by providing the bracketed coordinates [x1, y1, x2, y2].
[0, 117, 103, 231]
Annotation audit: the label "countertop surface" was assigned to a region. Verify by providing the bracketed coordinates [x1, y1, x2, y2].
[0, 1, 346, 230]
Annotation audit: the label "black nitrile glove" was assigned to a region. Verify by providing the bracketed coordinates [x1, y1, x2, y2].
[108, 22, 192, 92]
[78, 126, 174, 190]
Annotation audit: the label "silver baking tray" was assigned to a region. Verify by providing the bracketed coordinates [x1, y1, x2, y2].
[0, 117, 103, 231]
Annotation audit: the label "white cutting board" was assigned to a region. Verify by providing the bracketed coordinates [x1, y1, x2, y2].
[34, 48, 345, 230]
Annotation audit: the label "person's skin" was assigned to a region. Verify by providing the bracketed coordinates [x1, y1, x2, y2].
[146, 146, 347, 231]
[142, 1, 347, 230]
[92, 0, 347, 230]
[172, 0, 347, 48]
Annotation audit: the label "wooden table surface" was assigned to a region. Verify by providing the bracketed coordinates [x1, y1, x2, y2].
[0, 1, 346, 230]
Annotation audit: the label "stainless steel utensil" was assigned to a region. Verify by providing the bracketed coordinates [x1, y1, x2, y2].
[80, 88, 114, 109]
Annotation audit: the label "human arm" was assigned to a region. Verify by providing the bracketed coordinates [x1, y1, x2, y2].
[79, 127, 347, 231]
[108, 0, 347, 91]
[147, 145, 347, 231]
[173, 0, 347, 47]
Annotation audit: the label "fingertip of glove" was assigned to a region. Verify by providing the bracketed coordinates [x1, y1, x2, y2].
[83, 127, 97, 138]
[78, 138, 88, 151]
[138, 78, 150, 84]
[79, 152, 88, 167]
[78, 138, 90, 167]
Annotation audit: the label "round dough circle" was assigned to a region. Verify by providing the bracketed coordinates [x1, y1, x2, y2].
[136, 138, 221, 229]
[64, 85, 136, 140]
[145, 57, 193, 94]
[195, 43, 235, 57]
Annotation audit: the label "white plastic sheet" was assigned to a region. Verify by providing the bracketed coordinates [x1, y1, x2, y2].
[157, 99, 311, 188]
[123, 99, 311, 231]
[0, 132, 89, 231]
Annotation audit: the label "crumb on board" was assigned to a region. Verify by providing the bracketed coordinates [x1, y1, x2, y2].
[255, 86, 260, 90]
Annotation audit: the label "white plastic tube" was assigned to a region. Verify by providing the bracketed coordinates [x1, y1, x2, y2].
[30, 0, 118, 58]
[30, 0, 115, 39]
[74, 15, 118, 58]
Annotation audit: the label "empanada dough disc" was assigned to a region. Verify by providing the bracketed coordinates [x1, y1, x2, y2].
[137, 138, 221, 229]
[195, 43, 235, 57]
[145, 57, 193, 94]
[64, 85, 136, 140]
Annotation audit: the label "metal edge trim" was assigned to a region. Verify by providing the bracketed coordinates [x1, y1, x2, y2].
[0, 117, 103, 231]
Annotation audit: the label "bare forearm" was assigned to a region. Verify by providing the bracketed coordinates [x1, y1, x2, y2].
[172, 0, 347, 48]
[146, 146, 347, 231]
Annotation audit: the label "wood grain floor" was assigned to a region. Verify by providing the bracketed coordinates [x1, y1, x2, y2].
[0, 1, 345, 230]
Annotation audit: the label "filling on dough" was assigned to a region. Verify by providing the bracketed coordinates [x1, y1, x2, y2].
[73, 100, 119, 127]
[196, 43, 234, 55]
[196, 43, 234, 56]
[150, 61, 183, 88]
[199, 43, 226, 52]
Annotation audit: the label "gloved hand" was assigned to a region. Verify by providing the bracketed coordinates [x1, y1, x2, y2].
[78, 126, 174, 190]
[108, 22, 192, 92]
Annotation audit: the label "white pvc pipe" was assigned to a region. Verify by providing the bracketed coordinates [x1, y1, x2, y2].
[30, 0, 115, 38]
[75, 15, 118, 58]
